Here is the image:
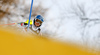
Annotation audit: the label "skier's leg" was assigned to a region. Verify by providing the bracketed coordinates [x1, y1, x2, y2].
[24, 27, 27, 32]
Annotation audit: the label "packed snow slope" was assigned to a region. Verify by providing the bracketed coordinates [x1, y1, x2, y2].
[0, 28, 98, 55]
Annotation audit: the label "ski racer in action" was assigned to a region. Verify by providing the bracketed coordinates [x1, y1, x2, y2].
[18, 15, 44, 35]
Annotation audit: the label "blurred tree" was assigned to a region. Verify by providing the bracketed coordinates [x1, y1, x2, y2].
[52, 0, 100, 51]
[0, 0, 48, 22]
[0, 0, 17, 19]
[0, 0, 15, 4]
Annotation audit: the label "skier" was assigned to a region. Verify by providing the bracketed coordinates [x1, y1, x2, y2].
[18, 15, 44, 35]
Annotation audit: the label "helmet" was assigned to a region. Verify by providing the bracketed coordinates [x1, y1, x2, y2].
[36, 15, 44, 22]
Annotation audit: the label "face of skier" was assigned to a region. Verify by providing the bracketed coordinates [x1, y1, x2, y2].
[34, 19, 42, 27]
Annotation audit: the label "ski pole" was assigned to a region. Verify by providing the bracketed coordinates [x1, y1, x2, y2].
[0, 23, 17, 26]
[27, 0, 34, 31]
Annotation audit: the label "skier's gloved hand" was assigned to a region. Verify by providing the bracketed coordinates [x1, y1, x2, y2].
[18, 22, 24, 26]
[21, 23, 23, 26]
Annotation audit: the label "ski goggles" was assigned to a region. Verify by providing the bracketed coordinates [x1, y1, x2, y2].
[35, 19, 42, 25]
